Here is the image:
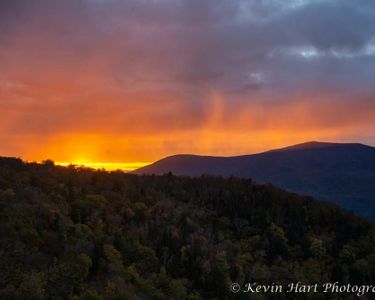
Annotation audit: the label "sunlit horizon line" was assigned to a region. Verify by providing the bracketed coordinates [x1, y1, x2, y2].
[54, 161, 151, 171]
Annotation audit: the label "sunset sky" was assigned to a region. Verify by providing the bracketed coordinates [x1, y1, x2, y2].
[1, 0, 375, 170]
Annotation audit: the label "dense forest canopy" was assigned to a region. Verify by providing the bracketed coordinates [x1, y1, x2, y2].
[0, 157, 374, 299]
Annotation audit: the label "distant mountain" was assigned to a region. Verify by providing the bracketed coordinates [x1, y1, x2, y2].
[135, 141, 375, 221]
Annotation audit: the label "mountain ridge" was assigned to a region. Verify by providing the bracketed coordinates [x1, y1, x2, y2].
[134, 141, 375, 221]
[137, 141, 374, 163]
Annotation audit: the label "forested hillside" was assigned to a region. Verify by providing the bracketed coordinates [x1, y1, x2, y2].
[0, 157, 374, 299]
[135, 142, 375, 221]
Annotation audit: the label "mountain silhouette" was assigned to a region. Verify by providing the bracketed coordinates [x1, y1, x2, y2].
[135, 141, 375, 221]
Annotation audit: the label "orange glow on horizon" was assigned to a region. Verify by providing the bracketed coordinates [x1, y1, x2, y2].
[54, 161, 151, 171]
[1, 89, 375, 166]
[20, 124, 349, 172]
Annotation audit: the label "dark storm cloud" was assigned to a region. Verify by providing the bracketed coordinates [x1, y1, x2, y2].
[1, 0, 374, 94]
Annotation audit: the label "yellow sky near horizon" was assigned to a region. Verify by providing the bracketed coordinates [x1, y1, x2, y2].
[53, 161, 150, 171]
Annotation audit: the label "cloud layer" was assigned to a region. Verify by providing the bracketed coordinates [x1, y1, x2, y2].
[1, 0, 375, 165]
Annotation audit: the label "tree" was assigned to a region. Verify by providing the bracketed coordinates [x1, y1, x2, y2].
[15, 273, 45, 300]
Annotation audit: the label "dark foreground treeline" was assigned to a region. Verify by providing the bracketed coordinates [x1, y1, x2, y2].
[0, 157, 374, 300]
